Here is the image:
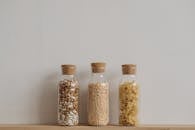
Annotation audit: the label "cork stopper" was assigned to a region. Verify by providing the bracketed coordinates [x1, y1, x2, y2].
[61, 64, 76, 75]
[122, 64, 136, 75]
[91, 62, 106, 73]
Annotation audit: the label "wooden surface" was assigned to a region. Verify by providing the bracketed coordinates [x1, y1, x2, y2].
[0, 125, 195, 130]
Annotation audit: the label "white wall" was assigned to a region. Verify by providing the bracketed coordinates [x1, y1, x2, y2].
[0, 0, 195, 124]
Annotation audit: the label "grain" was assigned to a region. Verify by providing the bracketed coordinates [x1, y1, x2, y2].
[88, 83, 109, 126]
[58, 79, 79, 126]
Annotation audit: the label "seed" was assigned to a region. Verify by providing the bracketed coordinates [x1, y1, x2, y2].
[58, 79, 79, 126]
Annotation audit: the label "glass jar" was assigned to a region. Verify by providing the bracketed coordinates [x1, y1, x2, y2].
[88, 62, 109, 126]
[58, 64, 79, 126]
[119, 64, 139, 126]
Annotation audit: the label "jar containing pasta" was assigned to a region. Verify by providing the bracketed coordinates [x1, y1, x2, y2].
[119, 64, 139, 126]
[58, 64, 79, 126]
[88, 62, 109, 126]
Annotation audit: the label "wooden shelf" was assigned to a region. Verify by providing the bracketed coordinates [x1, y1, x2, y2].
[0, 125, 195, 130]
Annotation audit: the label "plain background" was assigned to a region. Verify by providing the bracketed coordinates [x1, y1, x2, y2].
[0, 0, 195, 124]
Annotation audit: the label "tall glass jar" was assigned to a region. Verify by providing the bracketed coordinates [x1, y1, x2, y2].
[119, 64, 139, 126]
[58, 64, 79, 126]
[88, 62, 109, 126]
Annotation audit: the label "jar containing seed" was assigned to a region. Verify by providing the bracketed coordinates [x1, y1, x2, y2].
[88, 62, 109, 126]
[119, 64, 139, 126]
[58, 64, 79, 126]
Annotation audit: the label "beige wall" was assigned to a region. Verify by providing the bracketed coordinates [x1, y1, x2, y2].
[0, 0, 195, 124]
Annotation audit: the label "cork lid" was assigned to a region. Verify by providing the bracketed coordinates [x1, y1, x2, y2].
[61, 64, 76, 75]
[122, 64, 136, 75]
[91, 62, 106, 73]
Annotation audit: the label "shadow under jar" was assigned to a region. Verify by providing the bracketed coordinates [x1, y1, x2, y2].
[88, 62, 109, 126]
[58, 64, 79, 126]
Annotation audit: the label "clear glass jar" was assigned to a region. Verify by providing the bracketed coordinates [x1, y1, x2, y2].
[58, 65, 79, 126]
[88, 62, 109, 126]
[119, 64, 139, 126]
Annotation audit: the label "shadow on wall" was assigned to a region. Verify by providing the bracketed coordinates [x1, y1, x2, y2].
[37, 72, 58, 124]
[77, 69, 119, 124]
[107, 71, 119, 124]
[33, 70, 89, 124]
[77, 70, 89, 124]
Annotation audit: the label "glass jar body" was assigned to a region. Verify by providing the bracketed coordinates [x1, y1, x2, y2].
[119, 74, 139, 126]
[58, 74, 79, 126]
[88, 72, 109, 126]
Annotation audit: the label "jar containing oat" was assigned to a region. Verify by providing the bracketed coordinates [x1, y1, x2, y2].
[58, 64, 79, 126]
[88, 62, 109, 126]
[119, 64, 139, 126]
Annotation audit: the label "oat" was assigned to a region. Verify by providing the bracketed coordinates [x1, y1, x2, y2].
[88, 83, 109, 126]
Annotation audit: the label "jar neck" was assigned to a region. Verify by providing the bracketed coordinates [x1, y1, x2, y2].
[91, 72, 105, 77]
[89, 72, 107, 84]
[121, 74, 136, 83]
[61, 74, 75, 80]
